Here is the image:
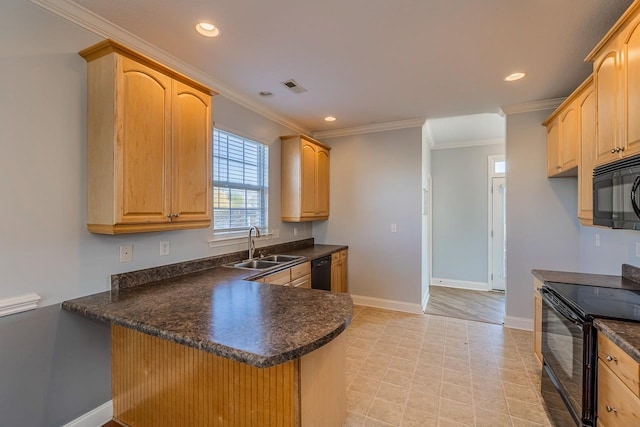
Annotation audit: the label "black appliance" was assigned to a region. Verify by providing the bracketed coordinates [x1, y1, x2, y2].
[540, 281, 640, 426]
[311, 256, 331, 291]
[593, 154, 640, 229]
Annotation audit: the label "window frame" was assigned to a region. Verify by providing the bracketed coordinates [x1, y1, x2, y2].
[210, 126, 271, 243]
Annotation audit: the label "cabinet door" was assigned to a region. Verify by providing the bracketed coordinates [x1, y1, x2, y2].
[624, 19, 640, 157]
[171, 81, 212, 223]
[560, 105, 578, 170]
[546, 120, 561, 177]
[578, 86, 596, 223]
[300, 140, 317, 218]
[116, 57, 172, 224]
[340, 259, 348, 293]
[331, 259, 340, 292]
[595, 49, 622, 166]
[316, 147, 330, 217]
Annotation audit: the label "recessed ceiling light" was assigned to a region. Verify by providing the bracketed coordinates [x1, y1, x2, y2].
[504, 72, 526, 82]
[259, 91, 273, 96]
[324, 116, 336, 122]
[195, 22, 220, 37]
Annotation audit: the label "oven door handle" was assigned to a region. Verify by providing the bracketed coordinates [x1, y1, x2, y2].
[540, 288, 584, 331]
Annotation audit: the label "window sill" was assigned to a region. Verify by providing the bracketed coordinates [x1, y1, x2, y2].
[208, 228, 279, 248]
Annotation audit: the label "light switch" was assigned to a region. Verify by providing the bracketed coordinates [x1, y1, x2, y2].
[391, 224, 397, 233]
[160, 241, 170, 256]
[595, 233, 600, 247]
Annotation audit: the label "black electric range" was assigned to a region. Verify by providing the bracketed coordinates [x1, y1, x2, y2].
[540, 280, 640, 426]
[546, 281, 640, 321]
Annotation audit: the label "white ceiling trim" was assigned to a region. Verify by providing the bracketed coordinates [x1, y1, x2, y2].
[313, 118, 426, 140]
[431, 138, 505, 151]
[29, 0, 311, 136]
[501, 98, 566, 115]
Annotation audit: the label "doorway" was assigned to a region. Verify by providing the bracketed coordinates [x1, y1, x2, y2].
[488, 155, 506, 291]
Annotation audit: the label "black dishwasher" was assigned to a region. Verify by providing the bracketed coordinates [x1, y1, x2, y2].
[311, 256, 332, 291]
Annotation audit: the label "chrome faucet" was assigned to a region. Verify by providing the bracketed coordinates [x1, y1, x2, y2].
[248, 226, 261, 260]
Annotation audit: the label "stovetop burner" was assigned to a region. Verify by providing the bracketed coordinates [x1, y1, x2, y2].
[546, 281, 640, 322]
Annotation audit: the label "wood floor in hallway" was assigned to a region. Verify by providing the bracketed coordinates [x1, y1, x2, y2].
[424, 286, 505, 325]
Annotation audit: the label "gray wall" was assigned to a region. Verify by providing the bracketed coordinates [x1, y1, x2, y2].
[431, 143, 505, 283]
[580, 222, 640, 273]
[505, 109, 580, 325]
[0, 1, 310, 425]
[313, 127, 423, 305]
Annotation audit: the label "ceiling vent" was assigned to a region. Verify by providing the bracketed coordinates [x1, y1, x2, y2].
[281, 79, 307, 94]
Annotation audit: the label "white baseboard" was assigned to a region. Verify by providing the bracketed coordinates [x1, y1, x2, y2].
[351, 294, 424, 314]
[62, 400, 113, 427]
[503, 315, 533, 331]
[431, 278, 490, 291]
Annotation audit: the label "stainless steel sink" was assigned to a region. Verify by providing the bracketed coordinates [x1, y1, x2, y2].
[223, 254, 304, 270]
[229, 260, 280, 270]
[260, 255, 303, 263]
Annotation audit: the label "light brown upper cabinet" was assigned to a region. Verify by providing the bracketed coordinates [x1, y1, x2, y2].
[577, 77, 596, 225]
[543, 76, 596, 223]
[543, 99, 578, 177]
[587, 3, 640, 166]
[80, 40, 216, 234]
[281, 135, 331, 222]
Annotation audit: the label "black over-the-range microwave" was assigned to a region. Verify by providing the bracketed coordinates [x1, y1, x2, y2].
[593, 154, 640, 229]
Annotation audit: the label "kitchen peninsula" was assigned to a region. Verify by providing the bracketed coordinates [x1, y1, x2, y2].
[63, 243, 352, 427]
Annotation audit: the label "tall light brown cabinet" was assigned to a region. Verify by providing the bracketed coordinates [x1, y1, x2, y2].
[281, 135, 330, 222]
[588, 4, 640, 166]
[80, 40, 216, 234]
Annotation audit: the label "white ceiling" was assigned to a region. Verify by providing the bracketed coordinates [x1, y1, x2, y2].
[68, 0, 631, 135]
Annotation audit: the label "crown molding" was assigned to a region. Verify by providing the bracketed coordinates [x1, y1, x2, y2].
[29, 0, 311, 136]
[431, 138, 505, 151]
[313, 118, 426, 139]
[501, 98, 566, 115]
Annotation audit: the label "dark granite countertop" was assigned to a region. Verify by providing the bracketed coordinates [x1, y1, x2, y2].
[62, 243, 352, 368]
[594, 319, 640, 364]
[532, 268, 640, 290]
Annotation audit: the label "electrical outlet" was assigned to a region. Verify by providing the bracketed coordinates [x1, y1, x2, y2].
[636, 242, 640, 257]
[160, 241, 170, 256]
[119, 245, 133, 262]
[293, 227, 298, 237]
[595, 233, 600, 247]
[391, 224, 397, 233]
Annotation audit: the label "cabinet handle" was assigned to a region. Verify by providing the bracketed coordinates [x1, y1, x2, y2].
[172, 214, 180, 218]
[606, 404, 617, 413]
[605, 354, 618, 362]
[611, 148, 617, 153]
[620, 147, 625, 152]
[167, 215, 172, 218]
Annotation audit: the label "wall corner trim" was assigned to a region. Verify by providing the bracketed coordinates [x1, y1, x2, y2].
[313, 118, 427, 139]
[62, 400, 113, 427]
[0, 293, 41, 318]
[501, 98, 566, 115]
[503, 315, 534, 331]
[351, 294, 424, 314]
[421, 292, 430, 312]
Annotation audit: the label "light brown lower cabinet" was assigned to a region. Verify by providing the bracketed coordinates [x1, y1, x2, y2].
[111, 325, 346, 426]
[261, 261, 312, 288]
[331, 250, 348, 293]
[533, 278, 543, 365]
[597, 333, 640, 426]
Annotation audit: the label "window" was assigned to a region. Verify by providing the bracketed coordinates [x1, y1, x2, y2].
[213, 129, 268, 232]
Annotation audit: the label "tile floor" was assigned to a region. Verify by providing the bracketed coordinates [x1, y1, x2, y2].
[344, 306, 552, 427]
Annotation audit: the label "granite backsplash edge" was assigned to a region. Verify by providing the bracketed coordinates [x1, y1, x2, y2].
[111, 237, 315, 290]
[622, 263, 640, 285]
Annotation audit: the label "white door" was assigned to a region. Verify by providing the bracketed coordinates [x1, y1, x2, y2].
[491, 177, 506, 291]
